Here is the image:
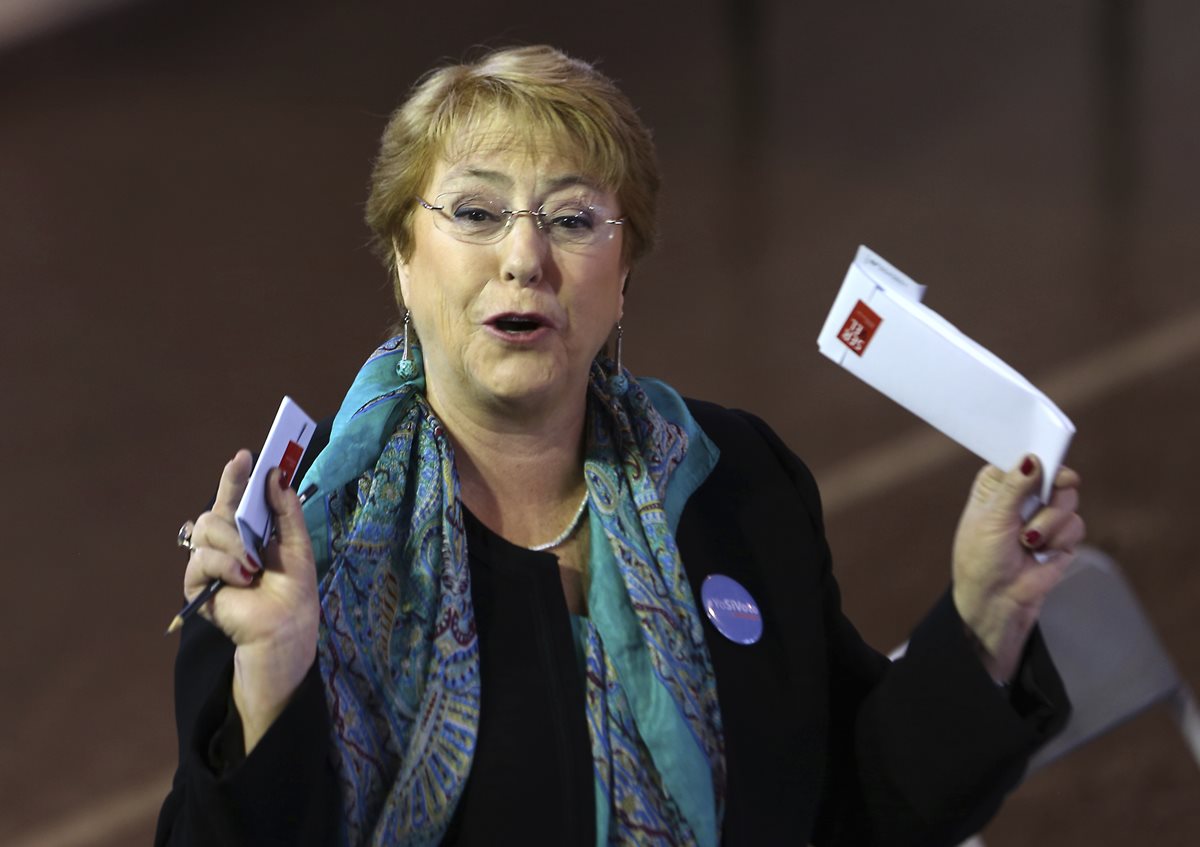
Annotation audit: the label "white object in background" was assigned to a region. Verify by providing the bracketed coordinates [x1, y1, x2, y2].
[817, 245, 1075, 506]
[891, 547, 1200, 847]
[234, 396, 317, 567]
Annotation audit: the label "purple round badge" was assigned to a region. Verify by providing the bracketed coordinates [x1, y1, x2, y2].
[700, 574, 763, 645]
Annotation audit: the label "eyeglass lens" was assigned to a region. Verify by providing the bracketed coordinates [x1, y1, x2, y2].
[426, 193, 620, 247]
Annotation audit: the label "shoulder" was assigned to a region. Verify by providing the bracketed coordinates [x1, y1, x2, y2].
[681, 396, 825, 527]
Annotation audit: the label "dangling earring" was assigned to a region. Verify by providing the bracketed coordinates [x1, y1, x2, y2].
[608, 321, 628, 396]
[395, 309, 418, 379]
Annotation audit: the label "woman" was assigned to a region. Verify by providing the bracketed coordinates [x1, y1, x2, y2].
[157, 46, 1084, 846]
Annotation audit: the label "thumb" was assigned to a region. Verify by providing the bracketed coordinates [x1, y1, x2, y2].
[993, 454, 1042, 517]
[265, 468, 314, 563]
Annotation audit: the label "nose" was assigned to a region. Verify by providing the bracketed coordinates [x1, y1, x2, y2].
[499, 213, 548, 286]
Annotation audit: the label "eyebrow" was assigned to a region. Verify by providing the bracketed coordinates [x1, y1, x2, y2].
[440, 168, 602, 195]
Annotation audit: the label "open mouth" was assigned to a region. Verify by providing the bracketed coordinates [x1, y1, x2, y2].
[489, 314, 546, 334]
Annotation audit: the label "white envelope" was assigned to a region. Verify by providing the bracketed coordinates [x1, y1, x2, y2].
[817, 246, 1074, 506]
[234, 396, 317, 567]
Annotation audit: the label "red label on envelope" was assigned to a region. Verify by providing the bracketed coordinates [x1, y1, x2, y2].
[278, 440, 304, 487]
[838, 300, 883, 356]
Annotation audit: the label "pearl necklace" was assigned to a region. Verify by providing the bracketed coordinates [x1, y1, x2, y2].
[527, 491, 590, 552]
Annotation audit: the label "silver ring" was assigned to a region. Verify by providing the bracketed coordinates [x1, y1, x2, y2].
[177, 520, 196, 552]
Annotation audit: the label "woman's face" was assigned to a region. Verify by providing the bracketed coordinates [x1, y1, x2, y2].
[396, 133, 627, 419]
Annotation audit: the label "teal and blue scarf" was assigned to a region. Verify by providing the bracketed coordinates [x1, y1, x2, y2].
[299, 338, 724, 846]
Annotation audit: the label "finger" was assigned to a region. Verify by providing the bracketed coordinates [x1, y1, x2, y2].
[1034, 548, 1077, 570]
[1033, 512, 1087, 554]
[1053, 465, 1081, 490]
[1021, 508, 1086, 552]
[192, 510, 257, 570]
[1058, 513, 1087, 551]
[1044, 484, 1079, 516]
[1021, 467, 1079, 527]
[183, 547, 259, 598]
[212, 450, 253, 520]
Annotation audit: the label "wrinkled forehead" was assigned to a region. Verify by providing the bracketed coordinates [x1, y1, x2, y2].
[428, 110, 614, 197]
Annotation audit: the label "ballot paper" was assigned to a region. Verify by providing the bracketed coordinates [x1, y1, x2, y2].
[817, 246, 1075, 506]
[234, 396, 317, 568]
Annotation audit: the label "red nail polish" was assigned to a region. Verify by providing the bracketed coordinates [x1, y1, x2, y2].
[1020, 457, 1035, 477]
[1023, 529, 1043, 548]
[277, 472, 288, 490]
[240, 565, 256, 581]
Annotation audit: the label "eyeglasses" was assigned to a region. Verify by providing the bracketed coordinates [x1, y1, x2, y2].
[416, 193, 624, 250]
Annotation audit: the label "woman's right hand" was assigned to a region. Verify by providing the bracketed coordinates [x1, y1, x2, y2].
[184, 449, 319, 753]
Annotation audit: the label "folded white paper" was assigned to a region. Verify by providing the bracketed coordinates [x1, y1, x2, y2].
[817, 246, 1074, 505]
[234, 396, 317, 567]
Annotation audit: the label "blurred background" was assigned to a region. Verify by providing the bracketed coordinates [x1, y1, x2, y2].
[2, 0, 1197, 844]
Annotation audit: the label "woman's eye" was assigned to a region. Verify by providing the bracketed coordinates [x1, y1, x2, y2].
[549, 209, 595, 230]
[453, 205, 500, 224]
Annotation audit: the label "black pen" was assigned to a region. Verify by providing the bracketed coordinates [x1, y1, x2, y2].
[164, 483, 318, 635]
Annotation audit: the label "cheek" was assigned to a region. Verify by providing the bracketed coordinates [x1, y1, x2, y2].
[410, 253, 479, 326]
[568, 268, 624, 342]
[590, 260, 627, 317]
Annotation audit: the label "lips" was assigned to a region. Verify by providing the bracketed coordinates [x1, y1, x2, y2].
[485, 312, 551, 334]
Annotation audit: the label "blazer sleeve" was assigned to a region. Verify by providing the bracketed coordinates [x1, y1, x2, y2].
[735, 410, 1070, 847]
[156, 418, 340, 847]
[153, 617, 341, 847]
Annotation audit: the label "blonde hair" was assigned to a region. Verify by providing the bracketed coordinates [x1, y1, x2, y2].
[364, 45, 660, 304]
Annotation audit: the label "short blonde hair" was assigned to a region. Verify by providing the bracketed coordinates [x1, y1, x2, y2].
[364, 45, 660, 304]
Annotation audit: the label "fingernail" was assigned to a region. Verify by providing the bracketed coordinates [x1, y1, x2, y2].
[239, 564, 256, 581]
[1023, 529, 1043, 548]
[1020, 456, 1035, 477]
[277, 471, 288, 490]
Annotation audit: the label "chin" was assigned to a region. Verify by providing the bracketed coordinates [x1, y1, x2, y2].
[474, 361, 564, 406]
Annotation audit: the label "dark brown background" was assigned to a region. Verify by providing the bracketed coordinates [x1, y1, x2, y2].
[3, 1, 1198, 844]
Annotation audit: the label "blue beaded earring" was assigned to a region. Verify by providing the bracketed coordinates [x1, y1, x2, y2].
[608, 321, 628, 396]
[395, 309, 418, 380]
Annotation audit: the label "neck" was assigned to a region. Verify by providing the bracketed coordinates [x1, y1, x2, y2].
[426, 379, 590, 549]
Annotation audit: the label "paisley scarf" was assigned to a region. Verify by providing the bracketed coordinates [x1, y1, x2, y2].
[299, 337, 724, 846]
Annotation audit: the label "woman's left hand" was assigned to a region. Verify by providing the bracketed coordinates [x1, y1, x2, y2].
[951, 456, 1086, 683]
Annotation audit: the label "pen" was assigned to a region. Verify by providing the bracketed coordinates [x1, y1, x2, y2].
[164, 482, 318, 636]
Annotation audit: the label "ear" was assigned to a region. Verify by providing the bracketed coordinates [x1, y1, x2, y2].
[392, 237, 412, 305]
[617, 269, 629, 320]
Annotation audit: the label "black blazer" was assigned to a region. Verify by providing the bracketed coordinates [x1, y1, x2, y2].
[156, 400, 1067, 846]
